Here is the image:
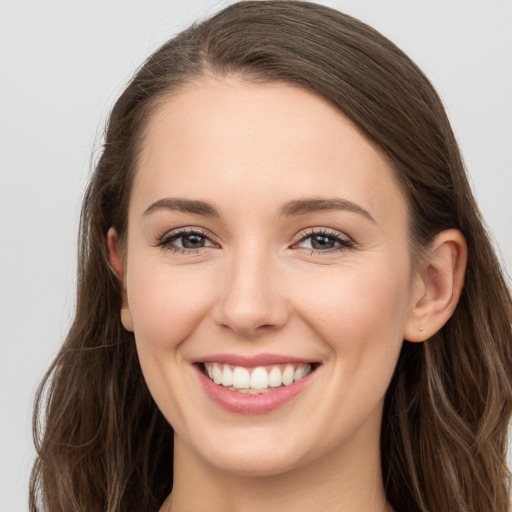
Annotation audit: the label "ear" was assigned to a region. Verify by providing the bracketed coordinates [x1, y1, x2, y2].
[404, 229, 467, 342]
[107, 227, 134, 332]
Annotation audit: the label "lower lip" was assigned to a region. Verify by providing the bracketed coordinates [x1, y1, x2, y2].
[195, 365, 316, 414]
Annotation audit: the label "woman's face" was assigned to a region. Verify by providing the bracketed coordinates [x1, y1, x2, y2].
[117, 78, 421, 476]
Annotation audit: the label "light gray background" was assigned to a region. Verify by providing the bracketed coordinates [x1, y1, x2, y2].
[1, 1, 511, 511]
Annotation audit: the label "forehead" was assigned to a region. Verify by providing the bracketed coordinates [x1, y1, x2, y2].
[131, 77, 406, 225]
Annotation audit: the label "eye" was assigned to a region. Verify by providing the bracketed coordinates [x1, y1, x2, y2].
[158, 228, 217, 253]
[294, 229, 354, 253]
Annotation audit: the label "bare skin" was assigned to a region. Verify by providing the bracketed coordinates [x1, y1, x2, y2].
[108, 77, 466, 512]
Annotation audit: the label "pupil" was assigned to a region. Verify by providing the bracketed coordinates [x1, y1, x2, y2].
[311, 235, 335, 250]
[182, 234, 205, 248]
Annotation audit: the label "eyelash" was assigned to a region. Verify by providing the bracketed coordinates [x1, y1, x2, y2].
[293, 228, 354, 254]
[157, 227, 217, 254]
[157, 227, 354, 255]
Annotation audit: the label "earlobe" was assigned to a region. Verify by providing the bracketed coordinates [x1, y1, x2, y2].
[404, 229, 467, 342]
[107, 227, 134, 332]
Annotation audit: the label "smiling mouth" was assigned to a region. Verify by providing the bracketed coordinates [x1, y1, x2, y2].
[200, 362, 318, 394]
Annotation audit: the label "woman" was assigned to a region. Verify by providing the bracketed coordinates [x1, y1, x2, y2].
[30, 1, 512, 511]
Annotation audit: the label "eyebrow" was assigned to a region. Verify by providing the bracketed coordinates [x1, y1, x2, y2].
[143, 198, 220, 217]
[279, 197, 376, 223]
[143, 196, 375, 224]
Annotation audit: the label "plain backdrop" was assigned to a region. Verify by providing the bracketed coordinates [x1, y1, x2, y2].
[1, 1, 511, 510]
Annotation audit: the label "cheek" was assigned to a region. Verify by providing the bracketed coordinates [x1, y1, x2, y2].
[124, 259, 217, 425]
[300, 262, 409, 327]
[287, 263, 411, 441]
[293, 260, 411, 372]
[125, 258, 215, 352]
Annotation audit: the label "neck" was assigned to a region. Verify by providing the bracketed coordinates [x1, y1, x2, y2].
[163, 416, 391, 512]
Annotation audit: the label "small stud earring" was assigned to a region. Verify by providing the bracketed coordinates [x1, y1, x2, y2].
[419, 325, 424, 332]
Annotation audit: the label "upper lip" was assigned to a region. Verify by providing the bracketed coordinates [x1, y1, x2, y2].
[194, 353, 319, 367]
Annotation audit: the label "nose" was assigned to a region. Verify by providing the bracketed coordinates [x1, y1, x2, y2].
[212, 248, 290, 338]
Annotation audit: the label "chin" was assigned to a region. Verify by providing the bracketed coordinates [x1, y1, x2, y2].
[206, 450, 306, 478]
[185, 425, 315, 478]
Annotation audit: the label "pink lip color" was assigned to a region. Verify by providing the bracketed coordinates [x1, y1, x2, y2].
[196, 353, 315, 367]
[194, 363, 316, 415]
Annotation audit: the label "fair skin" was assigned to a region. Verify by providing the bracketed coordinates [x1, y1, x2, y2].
[108, 78, 466, 512]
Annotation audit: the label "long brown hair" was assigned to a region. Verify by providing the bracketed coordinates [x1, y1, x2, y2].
[30, 2, 512, 511]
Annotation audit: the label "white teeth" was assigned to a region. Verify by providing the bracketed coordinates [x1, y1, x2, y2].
[250, 367, 269, 390]
[268, 366, 282, 387]
[212, 363, 222, 384]
[232, 366, 251, 389]
[203, 362, 313, 392]
[221, 365, 233, 387]
[282, 365, 295, 386]
[294, 365, 306, 382]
